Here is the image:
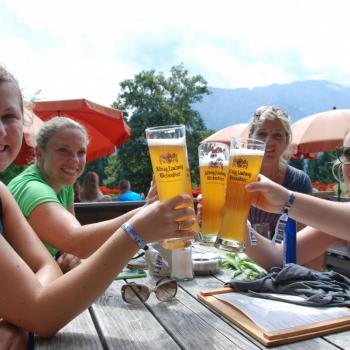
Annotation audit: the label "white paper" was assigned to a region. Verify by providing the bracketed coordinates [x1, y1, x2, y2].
[214, 292, 350, 333]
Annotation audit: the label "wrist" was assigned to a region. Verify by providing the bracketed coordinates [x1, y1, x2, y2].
[121, 222, 149, 251]
[282, 190, 296, 213]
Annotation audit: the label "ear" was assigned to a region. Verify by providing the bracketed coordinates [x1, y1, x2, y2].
[35, 146, 43, 160]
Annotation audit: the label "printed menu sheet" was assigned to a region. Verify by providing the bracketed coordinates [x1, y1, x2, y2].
[214, 292, 350, 332]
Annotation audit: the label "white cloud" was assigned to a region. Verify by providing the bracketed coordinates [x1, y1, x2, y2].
[2, 0, 350, 105]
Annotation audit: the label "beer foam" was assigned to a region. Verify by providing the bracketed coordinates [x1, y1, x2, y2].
[147, 137, 186, 146]
[230, 148, 265, 157]
[199, 155, 229, 167]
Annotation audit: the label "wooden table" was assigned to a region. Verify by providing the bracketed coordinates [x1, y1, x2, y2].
[34, 255, 350, 350]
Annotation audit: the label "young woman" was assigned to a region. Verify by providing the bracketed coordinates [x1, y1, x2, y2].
[8, 117, 157, 261]
[0, 66, 194, 347]
[247, 106, 312, 235]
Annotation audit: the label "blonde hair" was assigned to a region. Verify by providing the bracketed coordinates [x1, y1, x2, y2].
[36, 116, 88, 150]
[248, 106, 293, 164]
[332, 128, 350, 182]
[248, 106, 292, 143]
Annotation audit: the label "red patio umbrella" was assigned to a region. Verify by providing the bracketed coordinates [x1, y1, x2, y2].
[291, 109, 350, 155]
[14, 99, 131, 165]
[201, 123, 250, 144]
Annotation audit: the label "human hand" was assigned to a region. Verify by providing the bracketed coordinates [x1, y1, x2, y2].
[57, 253, 81, 273]
[245, 175, 288, 213]
[145, 175, 158, 205]
[129, 194, 195, 243]
[0, 320, 28, 350]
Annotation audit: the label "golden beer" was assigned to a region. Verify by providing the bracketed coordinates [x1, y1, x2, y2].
[198, 142, 229, 243]
[215, 138, 265, 252]
[146, 125, 197, 250]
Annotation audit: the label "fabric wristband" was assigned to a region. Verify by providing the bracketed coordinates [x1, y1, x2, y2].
[283, 190, 296, 212]
[272, 191, 296, 245]
[121, 222, 149, 251]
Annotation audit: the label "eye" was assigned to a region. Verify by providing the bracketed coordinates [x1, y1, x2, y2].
[2, 114, 20, 121]
[78, 150, 86, 157]
[256, 132, 267, 139]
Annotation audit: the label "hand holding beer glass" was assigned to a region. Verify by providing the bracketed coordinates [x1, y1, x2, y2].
[215, 138, 265, 252]
[198, 142, 229, 244]
[146, 125, 197, 250]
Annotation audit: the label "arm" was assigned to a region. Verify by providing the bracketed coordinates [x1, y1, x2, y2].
[246, 175, 350, 241]
[246, 225, 337, 270]
[1, 191, 194, 337]
[28, 202, 144, 258]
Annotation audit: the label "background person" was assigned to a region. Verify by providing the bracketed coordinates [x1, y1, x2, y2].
[115, 179, 143, 201]
[0, 65, 195, 346]
[80, 171, 111, 202]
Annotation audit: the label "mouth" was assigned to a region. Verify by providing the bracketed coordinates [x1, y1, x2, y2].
[61, 168, 79, 176]
[0, 145, 8, 152]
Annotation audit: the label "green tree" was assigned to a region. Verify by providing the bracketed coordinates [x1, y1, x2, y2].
[105, 64, 211, 193]
[306, 151, 337, 184]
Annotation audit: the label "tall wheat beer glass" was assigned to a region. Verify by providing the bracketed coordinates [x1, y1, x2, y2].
[198, 142, 229, 244]
[215, 138, 265, 252]
[146, 125, 197, 250]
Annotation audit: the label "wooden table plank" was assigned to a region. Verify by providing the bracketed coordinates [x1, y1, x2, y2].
[90, 280, 180, 350]
[324, 330, 350, 349]
[34, 309, 102, 350]
[141, 275, 259, 350]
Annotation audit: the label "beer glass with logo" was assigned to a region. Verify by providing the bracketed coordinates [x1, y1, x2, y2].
[198, 142, 229, 244]
[215, 138, 265, 252]
[146, 125, 197, 250]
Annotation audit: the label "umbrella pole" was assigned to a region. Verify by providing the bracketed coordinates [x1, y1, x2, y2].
[338, 180, 341, 201]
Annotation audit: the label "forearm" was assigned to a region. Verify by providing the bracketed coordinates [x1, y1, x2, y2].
[35, 263, 62, 287]
[4, 228, 138, 337]
[245, 231, 283, 270]
[69, 207, 142, 258]
[290, 193, 350, 240]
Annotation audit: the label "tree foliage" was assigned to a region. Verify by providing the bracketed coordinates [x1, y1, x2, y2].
[105, 64, 211, 193]
[306, 151, 337, 185]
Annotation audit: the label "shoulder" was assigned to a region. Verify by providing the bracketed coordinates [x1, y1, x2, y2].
[284, 165, 312, 194]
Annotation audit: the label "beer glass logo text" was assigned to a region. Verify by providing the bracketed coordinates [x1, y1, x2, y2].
[157, 152, 183, 179]
[232, 158, 248, 169]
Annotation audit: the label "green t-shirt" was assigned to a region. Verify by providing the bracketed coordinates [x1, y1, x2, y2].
[8, 164, 74, 256]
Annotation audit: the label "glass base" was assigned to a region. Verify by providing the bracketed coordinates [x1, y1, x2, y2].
[214, 237, 245, 252]
[199, 234, 216, 245]
[160, 237, 192, 250]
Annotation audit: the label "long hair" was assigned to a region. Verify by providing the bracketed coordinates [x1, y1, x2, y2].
[82, 171, 101, 201]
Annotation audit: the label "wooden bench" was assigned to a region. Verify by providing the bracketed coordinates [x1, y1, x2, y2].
[74, 201, 146, 225]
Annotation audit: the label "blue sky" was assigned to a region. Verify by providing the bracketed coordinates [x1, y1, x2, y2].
[1, 0, 350, 106]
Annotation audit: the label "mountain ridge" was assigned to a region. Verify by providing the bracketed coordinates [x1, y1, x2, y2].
[193, 80, 350, 130]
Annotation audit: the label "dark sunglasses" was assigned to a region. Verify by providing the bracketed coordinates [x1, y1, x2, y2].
[254, 105, 289, 121]
[336, 147, 350, 164]
[121, 277, 178, 304]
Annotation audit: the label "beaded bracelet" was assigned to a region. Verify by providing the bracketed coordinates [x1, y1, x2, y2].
[121, 222, 149, 251]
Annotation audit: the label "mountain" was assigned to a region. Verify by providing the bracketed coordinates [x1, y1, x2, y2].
[193, 80, 350, 130]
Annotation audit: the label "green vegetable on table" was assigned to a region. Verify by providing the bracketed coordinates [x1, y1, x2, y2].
[219, 252, 267, 281]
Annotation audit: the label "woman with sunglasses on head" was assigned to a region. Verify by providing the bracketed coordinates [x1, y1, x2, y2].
[243, 106, 339, 270]
[245, 129, 350, 259]
[0, 66, 195, 348]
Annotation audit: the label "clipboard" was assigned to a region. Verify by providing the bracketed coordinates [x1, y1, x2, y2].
[198, 287, 350, 347]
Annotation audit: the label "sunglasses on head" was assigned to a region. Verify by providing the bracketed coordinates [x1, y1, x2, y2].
[254, 106, 290, 121]
[121, 277, 178, 304]
[336, 146, 350, 164]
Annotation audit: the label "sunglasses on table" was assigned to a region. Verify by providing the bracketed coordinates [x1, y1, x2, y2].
[336, 147, 350, 164]
[121, 277, 178, 304]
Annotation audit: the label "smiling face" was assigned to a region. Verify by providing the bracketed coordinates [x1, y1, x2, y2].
[36, 127, 87, 192]
[0, 82, 23, 172]
[251, 119, 289, 165]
